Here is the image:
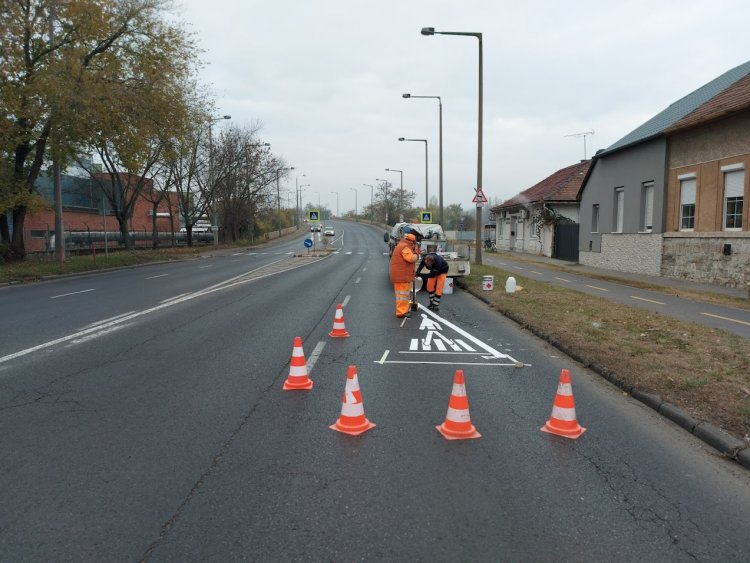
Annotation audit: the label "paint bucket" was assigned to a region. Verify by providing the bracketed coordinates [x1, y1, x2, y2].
[443, 277, 454, 294]
[505, 276, 517, 293]
[482, 275, 494, 291]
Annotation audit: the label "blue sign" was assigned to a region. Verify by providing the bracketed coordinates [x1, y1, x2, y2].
[304, 238, 313, 248]
[308, 210, 320, 221]
[420, 211, 432, 224]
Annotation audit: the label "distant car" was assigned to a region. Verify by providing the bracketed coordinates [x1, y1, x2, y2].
[311, 224, 322, 232]
[324, 227, 335, 236]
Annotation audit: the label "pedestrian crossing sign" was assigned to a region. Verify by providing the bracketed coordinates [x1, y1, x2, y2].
[420, 211, 432, 224]
[308, 210, 320, 222]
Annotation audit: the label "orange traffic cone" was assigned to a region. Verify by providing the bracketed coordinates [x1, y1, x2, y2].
[330, 365, 376, 436]
[329, 304, 350, 338]
[436, 370, 481, 440]
[540, 369, 586, 439]
[283, 336, 313, 390]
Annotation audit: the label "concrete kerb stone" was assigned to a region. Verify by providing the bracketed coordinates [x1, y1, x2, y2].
[737, 447, 750, 470]
[658, 402, 698, 433]
[694, 422, 747, 459]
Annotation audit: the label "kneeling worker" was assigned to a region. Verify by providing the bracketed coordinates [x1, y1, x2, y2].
[389, 231, 420, 318]
[417, 252, 449, 311]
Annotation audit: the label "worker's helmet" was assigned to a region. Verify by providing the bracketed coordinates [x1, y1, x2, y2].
[404, 233, 417, 242]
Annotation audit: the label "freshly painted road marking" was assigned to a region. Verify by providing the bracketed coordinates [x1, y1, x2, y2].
[376, 350, 390, 364]
[79, 311, 136, 330]
[585, 285, 609, 292]
[50, 289, 95, 299]
[341, 295, 351, 308]
[554, 277, 571, 283]
[146, 274, 169, 279]
[306, 341, 326, 373]
[630, 295, 665, 305]
[700, 312, 750, 326]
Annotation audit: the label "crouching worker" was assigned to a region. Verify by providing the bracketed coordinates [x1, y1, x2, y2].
[389, 232, 420, 318]
[416, 252, 449, 311]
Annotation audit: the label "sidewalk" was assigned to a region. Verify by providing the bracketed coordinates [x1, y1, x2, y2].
[484, 251, 748, 301]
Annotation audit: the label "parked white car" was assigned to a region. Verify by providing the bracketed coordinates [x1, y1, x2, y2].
[324, 227, 335, 236]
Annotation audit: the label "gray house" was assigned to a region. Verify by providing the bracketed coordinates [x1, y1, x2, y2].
[578, 60, 750, 283]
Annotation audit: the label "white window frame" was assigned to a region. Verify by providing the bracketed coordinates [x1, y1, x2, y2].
[613, 187, 624, 233]
[722, 166, 744, 231]
[641, 181, 654, 232]
[678, 173, 696, 231]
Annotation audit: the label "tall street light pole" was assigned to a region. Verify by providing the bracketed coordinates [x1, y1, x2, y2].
[421, 26, 483, 265]
[299, 183, 310, 220]
[295, 173, 306, 228]
[362, 184, 374, 221]
[376, 178, 389, 226]
[398, 138, 428, 209]
[276, 166, 294, 237]
[330, 191, 339, 217]
[349, 187, 358, 221]
[403, 93, 443, 225]
[385, 168, 403, 215]
[208, 114, 231, 247]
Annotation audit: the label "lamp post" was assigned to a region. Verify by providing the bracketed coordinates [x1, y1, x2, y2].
[421, 26, 483, 264]
[376, 178, 389, 226]
[349, 187, 358, 220]
[276, 166, 294, 237]
[384, 168, 403, 212]
[403, 93, 443, 225]
[330, 191, 339, 217]
[362, 184, 374, 221]
[295, 173, 306, 228]
[208, 114, 231, 247]
[299, 183, 310, 221]
[398, 138, 428, 209]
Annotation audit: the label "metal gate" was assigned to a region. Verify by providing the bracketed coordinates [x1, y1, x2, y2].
[553, 223, 579, 261]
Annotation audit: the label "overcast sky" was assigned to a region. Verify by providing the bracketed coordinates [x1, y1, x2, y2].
[175, 0, 750, 214]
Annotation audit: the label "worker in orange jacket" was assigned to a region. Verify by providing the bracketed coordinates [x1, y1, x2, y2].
[389, 231, 420, 318]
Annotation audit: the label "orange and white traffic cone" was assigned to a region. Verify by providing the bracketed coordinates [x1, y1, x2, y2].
[282, 336, 313, 390]
[330, 365, 376, 436]
[540, 369, 586, 439]
[436, 370, 481, 440]
[329, 303, 350, 338]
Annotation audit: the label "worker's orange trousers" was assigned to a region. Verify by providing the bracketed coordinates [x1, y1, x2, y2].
[393, 282, 411, 317]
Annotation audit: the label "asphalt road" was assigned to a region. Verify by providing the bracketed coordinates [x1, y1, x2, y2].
[1, 221, 749, 562]
[483, 253, 750, 339]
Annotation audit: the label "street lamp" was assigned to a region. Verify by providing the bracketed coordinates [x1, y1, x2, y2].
[376, 178, 389, 225]
[276, 166, 294, 237]
[362, 184, 374, 221]
[330, 191, 339, 217]
[349, 187, 358, 221]
[295, 173, 306, 228]
[421, 26, 483, 264]
[398, 138, 428, 209]
[208, 114, 231, 246]
[385, 168, 403, 213]
[403, 93, 443, 225]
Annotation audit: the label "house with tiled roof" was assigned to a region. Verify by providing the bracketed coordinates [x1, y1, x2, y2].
[578, 60, 750, 287]
[491, 159, 590, 259]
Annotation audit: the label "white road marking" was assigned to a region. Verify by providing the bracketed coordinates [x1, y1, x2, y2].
[700, 312, 750, 326]
[146, 274, 169, 279]
[362, 268, 367, 272]
[79, 311, 136, 330]
[530, 270, 544, 275]
[630, 295, 664, 305]
[160, 293, 191, 304]
[585, 285, 609, 292]
[341, 295, 351, 308]
[199, 265, 212, 269]
[554, 277, 571, 283]
[50, 289, 95, 299]
[376, 350, 390, 364]
[355, 277, 361, 284]
[306, 341, 326, 373]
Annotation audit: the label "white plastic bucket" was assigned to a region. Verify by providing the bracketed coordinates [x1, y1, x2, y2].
[443, 277, 454, 294]
[482, 275, 494, 291]
[505, 276, 517, 293]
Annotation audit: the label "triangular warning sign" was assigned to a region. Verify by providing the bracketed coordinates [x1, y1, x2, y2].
[472, 187, 487, 203]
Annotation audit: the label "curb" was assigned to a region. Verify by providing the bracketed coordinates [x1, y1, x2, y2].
[460, 280, 750, 471]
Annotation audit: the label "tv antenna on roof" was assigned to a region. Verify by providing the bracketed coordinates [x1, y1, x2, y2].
[564, 130, 595, 160]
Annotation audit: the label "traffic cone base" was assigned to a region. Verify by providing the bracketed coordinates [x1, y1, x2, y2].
[329, 304, 350, 338]
[540, 369, 585, 439]
[283, 337, 313, 391]
[330, 365, 375, 436]
[436, 370, 481, 441]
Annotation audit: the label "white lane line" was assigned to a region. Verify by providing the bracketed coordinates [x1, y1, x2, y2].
[245, 252, 257, 256]
[355, 277, 361, 284]
[199, 265, 212, 269]
[50, 289, 95, 299]
[700, 312, 750, 326]
[630, 295, 665, 305]
[68, 324, 127, 345]
[375, 350, 390, 364]
[306, 341, 326, 373]
[160, 293, 191, 304]
[341, 295, 351, 308]
[530, 270, 544, 275]
[146, 274, 169, 280]
[79, 311, 137, 330]
[554, 277, 571, 283]
[585, 285, 609, 292]
[362, 268, 367, 272]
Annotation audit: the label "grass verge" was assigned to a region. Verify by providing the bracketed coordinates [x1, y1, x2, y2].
[460, 265, 750, 442]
